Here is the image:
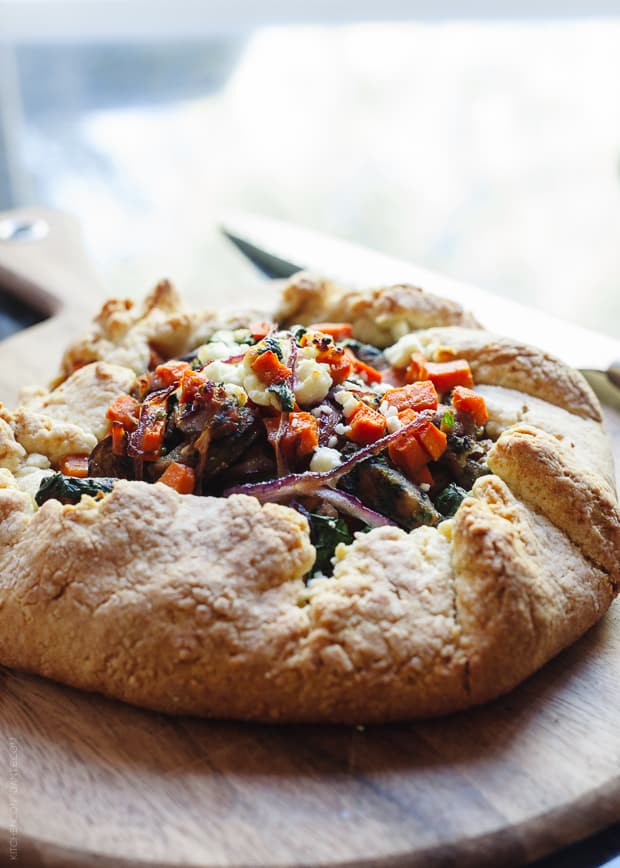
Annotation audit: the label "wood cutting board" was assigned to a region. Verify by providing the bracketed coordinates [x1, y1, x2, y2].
[0, 208, 618, 868]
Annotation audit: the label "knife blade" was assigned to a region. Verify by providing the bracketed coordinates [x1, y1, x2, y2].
[221, 212, 620, 390]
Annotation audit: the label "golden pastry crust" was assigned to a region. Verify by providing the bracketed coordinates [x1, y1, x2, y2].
[275, 273, 480, 345]
[0, 275, 617, 722]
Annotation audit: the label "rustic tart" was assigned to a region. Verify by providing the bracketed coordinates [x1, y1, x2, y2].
[0, 275, 617, 723]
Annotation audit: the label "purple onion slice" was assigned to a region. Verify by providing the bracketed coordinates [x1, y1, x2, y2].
[314, 487, 396, 528]
[222, 410, 434, 502]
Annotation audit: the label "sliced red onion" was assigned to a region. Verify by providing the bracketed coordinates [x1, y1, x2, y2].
[314, 487, 396, 527]
[222, 410, 434, 502]
[220, 352, 246, 365]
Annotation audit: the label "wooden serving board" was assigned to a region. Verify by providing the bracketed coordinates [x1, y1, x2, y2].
[0, 209, 618, 868]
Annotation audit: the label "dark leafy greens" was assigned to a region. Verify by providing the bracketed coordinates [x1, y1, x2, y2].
[434, 483, 468, 518]
[308, 513, 354, 577]
[35, 473, 115, 507]
[267, 381, 296, 412]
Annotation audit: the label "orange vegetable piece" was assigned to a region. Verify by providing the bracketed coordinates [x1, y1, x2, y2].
[264, 412, 319, 460]
[251, 350, 292, 385]
[316, 344, 353, 384]
[111, 420, 126, 456]
[250, 321, 273, 341]
[389, 434, 430, 479]
[141, 422, 166, 455]
[387, 408, 446, 474]
[384, 380, 438, 413]
[152, 360, 190, 389]
[308, 322, 353, 341]
[404, 352, 429, 383]
[345, 349, 382, 384]
[59, 454, 90, 478]
[412, 465, 434, 487]
[159, 461, 196, 494]
[287, 412, 319, 456]
[424, 359, 474, 393]
[348, 403, 386, 445]
[106, 394, 140, 431]
[451, 386, 489, 427]
[180, 369, 209, 403]
[127, 402, 167, 460]
[416, 418, 447, 461]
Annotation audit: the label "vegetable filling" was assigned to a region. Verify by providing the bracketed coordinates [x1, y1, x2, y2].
[38, 323, 493, 576]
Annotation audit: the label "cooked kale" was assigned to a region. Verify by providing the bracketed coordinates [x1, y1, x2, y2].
[35, 473, 115, 506]
[309, 513, 354, 577]
[257, 336, 283, 360]
[435, 483, 468, 517]
[267, 381, 295, 412]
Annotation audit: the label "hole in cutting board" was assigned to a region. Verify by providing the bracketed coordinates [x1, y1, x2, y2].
[0, 216, 52, 338]
[0, 291, 47, 339]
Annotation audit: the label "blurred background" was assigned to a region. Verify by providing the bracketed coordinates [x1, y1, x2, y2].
[1, 1, 620, 338]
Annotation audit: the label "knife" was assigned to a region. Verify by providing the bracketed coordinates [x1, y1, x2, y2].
[221, 212, 620, 392]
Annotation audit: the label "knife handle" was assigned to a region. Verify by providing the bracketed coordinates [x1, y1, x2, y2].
[609, 362, 620, 390]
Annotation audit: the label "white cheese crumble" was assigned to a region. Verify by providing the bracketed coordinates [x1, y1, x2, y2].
[334, 390, 360, 420]
[384, 333, 423, 368]
[202, 359, 244, 387]
[294, 358, 332, 405]
[379, 401, 398, 418]
[222, 384, 248, 406]
[243, 371, 281, 409]
[197, 341, 233, 364]
[309, 446, 342, 472]
[386, 416, 403, 433]
[327, 435, 338, 448]
[310, 403, 332, 418]
[334, 422, 351, 436]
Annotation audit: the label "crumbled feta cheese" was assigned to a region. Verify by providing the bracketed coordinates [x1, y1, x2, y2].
[379, 400, 398, 418]
[386, 416, 403, 433]
[420, 483, 431, 492]
[384, 333, 423, 368]
[223, 384, 248, 406]
[334, 390, 360, 419]
[197, 341, 233, 364]
[371, 381, 390, 395]
[294, 358, 332, 405]
[243, 371, 280, 408]
[203, 360, 244, 387]
[334, 422, 351, 436]
[300, 342, 319, 361]
[309, 446, 342, 472]
[327, 435, 338, 448]
[209, 329, 235, 343]
[310, 403, 332, 417]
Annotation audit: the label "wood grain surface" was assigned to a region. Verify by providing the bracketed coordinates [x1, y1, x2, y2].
[0, 208, 618, 868]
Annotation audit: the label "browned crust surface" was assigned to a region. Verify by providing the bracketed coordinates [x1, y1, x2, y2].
[0, 277, 617, 722]
[487, 425, 620, 587]
[275, 274, 479, 344]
